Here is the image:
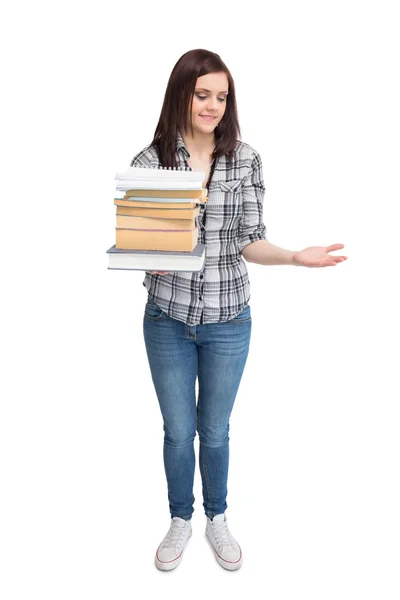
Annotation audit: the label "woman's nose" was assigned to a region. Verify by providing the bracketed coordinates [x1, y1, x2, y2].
[206, 96, 218, 111]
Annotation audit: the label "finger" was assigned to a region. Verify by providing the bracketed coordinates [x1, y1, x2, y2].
[306, 260, 336, 267]
[325, 243, 345, 252]
[328, 255, 348, 262]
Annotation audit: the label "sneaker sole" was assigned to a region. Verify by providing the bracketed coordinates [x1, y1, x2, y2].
[205, 531, 243, 571]
[155, 531, 192, 571]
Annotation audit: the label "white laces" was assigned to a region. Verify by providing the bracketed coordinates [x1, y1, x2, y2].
[212, 519, 237, 550]
[162, 520, 186, 550]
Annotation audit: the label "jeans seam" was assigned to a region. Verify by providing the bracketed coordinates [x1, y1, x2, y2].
[198, 411, 212, 516]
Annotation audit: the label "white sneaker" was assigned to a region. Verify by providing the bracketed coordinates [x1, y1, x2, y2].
[155, 517, 192, 571]
[206, 513, 243, 570]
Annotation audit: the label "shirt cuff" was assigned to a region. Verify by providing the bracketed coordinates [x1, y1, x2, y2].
[238, 228, 267, 253]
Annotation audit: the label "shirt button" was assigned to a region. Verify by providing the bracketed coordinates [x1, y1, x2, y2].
[199, 296, 203, 301]
[200, 275, 204, 279]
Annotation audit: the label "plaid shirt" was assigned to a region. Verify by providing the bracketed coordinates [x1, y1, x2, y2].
[130, 133, 267, 325]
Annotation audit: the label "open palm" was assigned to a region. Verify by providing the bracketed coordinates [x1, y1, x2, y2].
[293, 244, 348, 267]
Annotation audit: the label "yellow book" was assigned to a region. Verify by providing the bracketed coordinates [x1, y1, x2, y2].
[116, 227, 198, 252]
[114, 198, 203, 209]
[124, 188, 207, 199]
[116, 214, 195, 231]
[115, 204, 200, 219]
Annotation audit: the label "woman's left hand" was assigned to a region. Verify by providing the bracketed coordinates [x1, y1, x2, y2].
[292, 244, 348, 267]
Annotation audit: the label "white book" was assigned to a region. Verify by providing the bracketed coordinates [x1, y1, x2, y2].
[116, 180, 204, 191]
[115, 166, 205, 182]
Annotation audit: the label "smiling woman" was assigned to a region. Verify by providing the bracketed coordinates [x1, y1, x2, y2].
[126, 47, 347, 574]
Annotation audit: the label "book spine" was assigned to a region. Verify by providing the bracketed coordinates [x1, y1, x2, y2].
[116, 227, 197, 232]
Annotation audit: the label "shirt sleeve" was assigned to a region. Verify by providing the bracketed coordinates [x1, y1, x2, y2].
[238, 150, 267, 253]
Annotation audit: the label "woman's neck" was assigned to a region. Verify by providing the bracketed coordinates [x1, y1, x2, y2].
[181, 130, 215, 160]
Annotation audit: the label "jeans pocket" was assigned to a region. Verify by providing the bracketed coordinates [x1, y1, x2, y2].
[230, 304, 251, 323]
[144, 297, 168, 321]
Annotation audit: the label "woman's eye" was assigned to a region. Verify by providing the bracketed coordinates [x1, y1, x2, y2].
[196, 94, 226, 102]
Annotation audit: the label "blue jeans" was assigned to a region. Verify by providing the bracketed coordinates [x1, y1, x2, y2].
[143, 296, 252, 520]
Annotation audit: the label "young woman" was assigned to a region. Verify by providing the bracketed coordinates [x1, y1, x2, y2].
[130, 48, 347, 571]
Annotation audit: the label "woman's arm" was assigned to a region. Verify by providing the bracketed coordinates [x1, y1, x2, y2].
[243, 239, 348, 268]
[242, 240, 296, 265]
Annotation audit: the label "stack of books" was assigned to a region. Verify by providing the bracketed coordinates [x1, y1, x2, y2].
[106, 166, 207, 272]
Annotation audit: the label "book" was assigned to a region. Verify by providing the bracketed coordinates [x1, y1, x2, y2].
[115, 166, 205, 182]
[106, 243, 206, 272]
[116, 180, 204, 190]
[120, 195, 207, 204]
[115, 166, 205, 191]
[113, 191, 207, 203]
[115, 198, 200, 209]
[124, 188, 207, 199]
[115, 203, 201, 219]
[116, 227, 198, 251]
[116, 214, 195, 231]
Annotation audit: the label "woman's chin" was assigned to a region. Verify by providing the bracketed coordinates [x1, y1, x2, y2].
[194, 121, 217, 134]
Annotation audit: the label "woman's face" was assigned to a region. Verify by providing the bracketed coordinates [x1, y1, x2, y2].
[189, 71, 229, 135]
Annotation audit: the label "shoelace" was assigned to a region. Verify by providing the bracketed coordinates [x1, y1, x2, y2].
[212, 520, 237, 550]
[162, 522, 186, 549]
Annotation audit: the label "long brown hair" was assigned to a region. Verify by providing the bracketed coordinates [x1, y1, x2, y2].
[150, 49, 241, 168]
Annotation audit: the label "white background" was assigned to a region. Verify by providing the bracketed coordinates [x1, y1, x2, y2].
[1, 0, 399, 598]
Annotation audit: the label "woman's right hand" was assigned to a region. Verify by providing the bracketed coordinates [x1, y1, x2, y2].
[147, 271, 169, 275]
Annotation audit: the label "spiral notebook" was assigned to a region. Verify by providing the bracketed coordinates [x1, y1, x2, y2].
[115, 165, 206, 191]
